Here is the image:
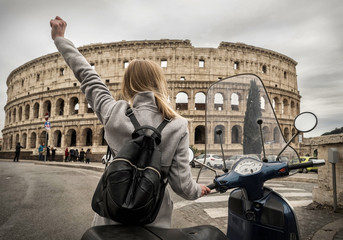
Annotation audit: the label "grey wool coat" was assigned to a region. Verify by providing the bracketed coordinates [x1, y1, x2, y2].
[54, 37, 201, 228]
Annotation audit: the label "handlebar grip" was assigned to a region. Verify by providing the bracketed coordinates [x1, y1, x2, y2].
[207, 183, 216, 190]
[288, 161, 314, 170]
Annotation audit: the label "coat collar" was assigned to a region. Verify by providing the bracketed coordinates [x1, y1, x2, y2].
[132, 91, 157, 108]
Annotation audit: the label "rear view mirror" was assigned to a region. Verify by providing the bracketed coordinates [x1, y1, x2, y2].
[188, 148, 194, 162]
[294, 112, 318, 133]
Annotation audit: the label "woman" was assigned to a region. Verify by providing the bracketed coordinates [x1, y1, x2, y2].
[50, 16, 210, 228]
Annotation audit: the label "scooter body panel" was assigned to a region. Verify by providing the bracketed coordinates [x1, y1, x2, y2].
[227, 187, 300, 240]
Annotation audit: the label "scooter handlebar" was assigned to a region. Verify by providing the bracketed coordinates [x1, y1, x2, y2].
[207, 183, 216, 190]
[288, 159, 325, 170]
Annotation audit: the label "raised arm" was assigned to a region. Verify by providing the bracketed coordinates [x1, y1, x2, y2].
[50, 16, 116, 124]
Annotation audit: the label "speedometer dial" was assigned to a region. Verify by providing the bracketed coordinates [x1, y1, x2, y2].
[234, 158, 263, 175]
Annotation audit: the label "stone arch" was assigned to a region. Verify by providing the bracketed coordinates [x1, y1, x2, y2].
[15, 134, 19, 145]
[8, 110, 11, 123]
[175, 92, 188, 110]
[291, 101, 295, 116]
[194, 92, 206, 110]
[284, 127, 290, 142]
[66, 129, 77, 147]
[55, 98, 65, 116]
[214, 125, 225, 144]
[22, 133, 27, 148]
[33, 102, 40, 119]
[13, 108, 17, 122]
[231, 125, 242, 144]
[9, 135, 13, 149]
[25, 104, 30, 120]
[282, 99, 289, 115]
[39, 131, 48, 146]
[194, 125, 205, 144]
[272, 97, 280, 113]
[53, 130, 62, 147]
[69, 97, 79, 115]
[43, 100, 52, 116]
[82, 128, 93, 146]
[19, 106, 23, 121]
[30, 132, 37, 148]
[214, 92, 224, 111]
[230, 93, 240, 111]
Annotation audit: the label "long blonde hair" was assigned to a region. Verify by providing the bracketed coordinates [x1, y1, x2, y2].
[121, 59, 180, 119]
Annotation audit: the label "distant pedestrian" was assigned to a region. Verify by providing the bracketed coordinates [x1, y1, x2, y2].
[47, 146, 51, 161]
[79, 148, 85, 162]
[70, 148, 75, 161]
[51, 147, 56, 161]
[13, 142, 23, 162]
[38, 143, 45, 161]
[85, 149, 91, 164]
[64, 147, 69, 162]
[75, 149, 79, 161]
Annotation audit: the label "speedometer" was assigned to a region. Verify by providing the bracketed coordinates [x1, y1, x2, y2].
[233, 158, 263, 175]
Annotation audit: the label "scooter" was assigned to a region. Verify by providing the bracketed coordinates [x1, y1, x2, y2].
[82, 74, 325, 240]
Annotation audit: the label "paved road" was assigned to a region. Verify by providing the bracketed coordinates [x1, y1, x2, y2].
[0, 161, 101, 240]
[1, 160, 342, 240]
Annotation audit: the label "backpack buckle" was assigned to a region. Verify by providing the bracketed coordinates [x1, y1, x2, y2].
[125, 108, 134, 117]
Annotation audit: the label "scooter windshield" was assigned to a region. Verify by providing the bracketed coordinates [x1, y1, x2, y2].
[205, 74, 298, 167]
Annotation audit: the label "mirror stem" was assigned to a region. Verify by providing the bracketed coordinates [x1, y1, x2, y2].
[277, 131, 299, 161]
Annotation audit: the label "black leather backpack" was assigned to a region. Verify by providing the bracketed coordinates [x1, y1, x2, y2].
[91, 108, 169, 225]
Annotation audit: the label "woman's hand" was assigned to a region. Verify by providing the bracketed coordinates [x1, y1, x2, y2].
[50, 16, 67, 40]
[200, 184, 211, 197]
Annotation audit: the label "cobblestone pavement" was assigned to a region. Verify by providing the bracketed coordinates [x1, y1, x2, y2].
[4, 159, 343, 240]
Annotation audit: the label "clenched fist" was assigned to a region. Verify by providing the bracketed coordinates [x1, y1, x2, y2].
[50, 16, 67, 40]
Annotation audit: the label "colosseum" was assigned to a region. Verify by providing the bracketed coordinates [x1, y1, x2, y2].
[2, 39, 300, 159]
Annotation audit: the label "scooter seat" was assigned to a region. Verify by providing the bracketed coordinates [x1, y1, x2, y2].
[81, 225, 228, 240]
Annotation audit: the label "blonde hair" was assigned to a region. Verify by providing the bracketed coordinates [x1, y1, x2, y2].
[121, 59, 180, 119]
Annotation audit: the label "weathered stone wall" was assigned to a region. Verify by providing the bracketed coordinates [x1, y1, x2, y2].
[309, 134, 343, 207]
[2, 39, 300, 156]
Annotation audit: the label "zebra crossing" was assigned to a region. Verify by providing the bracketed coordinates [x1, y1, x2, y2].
[174, 177, 314, 220]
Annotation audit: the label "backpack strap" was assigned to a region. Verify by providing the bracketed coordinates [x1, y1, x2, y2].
[126, 108, 171, 145]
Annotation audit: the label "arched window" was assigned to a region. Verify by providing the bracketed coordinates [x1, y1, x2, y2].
[194, 125, 205, 144]
[231, 125, 242, 144]
[282, 99, 289, 115]
[22, 133, 27, 149]
[33, 102, 40, 119]
[56, 98, 65, 116]
[43, 100, 52, 116]
[15, 134, 19, 145]
[231, 93, 239, 111]
[260, 96, 266, 110]
[87, 103, 94, 113]
[83, 128, 93, 146]
[262, 65, 267, 74]
[214, 93, 224, 111]
[66, 129, 77, 146]
[284, 127, 290, 142]
[176, 92, 188, 110]
[9, 135, 13, 149]
[19, 107, 23, 121]
[25, 104, 30, 120]
[69, 97, 79, 115]
[54, 130, 62, 147]
[214, 125, 225, 144]
[39, 131, 48, 147]
[30, 132, 37, 148]
[194, 92, 206, 110]
[272, 97, 280, 113]
[13, 108, 17, 122]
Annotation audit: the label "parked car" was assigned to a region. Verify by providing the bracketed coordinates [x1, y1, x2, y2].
[299, 156, 318, 173]
[101, 154, 114, 164]
[190, 154, 223, 169]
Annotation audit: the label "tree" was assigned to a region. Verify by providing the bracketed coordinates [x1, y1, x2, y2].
[243, 80, 262, 155]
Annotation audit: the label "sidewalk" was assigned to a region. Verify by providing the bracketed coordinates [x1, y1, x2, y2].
[2, 159, 343, 240]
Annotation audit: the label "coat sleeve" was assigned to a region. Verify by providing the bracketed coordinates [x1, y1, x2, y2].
[54, 37, 116, 125]
[167, 122, 202, 200]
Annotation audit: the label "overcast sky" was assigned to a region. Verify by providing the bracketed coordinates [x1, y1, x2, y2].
[1, 0, 342, 138]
